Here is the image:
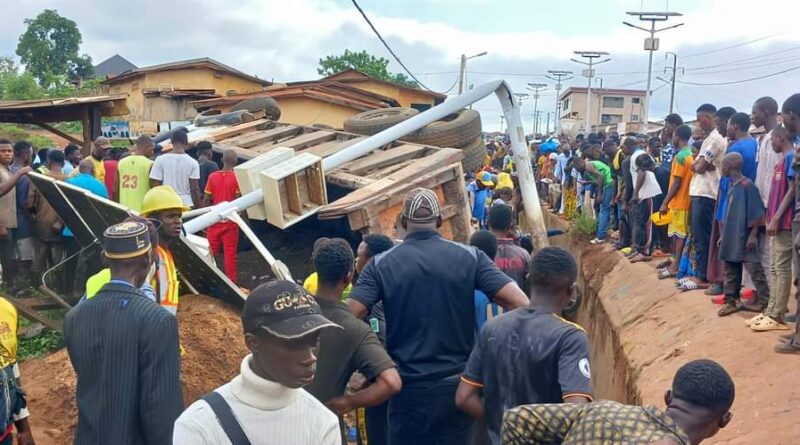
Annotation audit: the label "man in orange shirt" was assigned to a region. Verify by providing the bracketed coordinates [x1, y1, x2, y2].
[203, 149, 240, 282]
[658, 124, 694, 279]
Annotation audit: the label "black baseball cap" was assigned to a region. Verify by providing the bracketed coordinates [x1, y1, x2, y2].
[242, 280, 342, 339]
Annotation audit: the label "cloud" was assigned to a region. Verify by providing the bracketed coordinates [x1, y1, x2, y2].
[2, 0, 800, 132]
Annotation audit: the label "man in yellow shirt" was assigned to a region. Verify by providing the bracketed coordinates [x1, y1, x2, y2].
[116, 135, 155, 211]
[86, 136, 111, 183]
[0, 297, 35, 445]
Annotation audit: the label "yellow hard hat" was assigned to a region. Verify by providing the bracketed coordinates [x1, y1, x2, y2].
[651, 211, 671, 226]
[140, 185, 189, 216]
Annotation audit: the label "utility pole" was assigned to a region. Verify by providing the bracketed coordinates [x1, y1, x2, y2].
[499, 115, 506, 133]
[546, 70, 573, 133]
[623, 11, 683, 129]
[571, 51, 610, 133]
[662, 52, 684, 114]
[527, 82, 547, 136]
[545, 112, 552, 135]
[457, 51, 488, 94]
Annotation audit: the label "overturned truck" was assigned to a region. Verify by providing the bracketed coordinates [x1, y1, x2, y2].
[33, 80, 546, 312]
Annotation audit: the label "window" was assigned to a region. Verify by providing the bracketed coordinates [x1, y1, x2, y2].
[632, 97, 641, 104]
[562, 97, 570, 110]
[602, 96, 624, 108]
[601, 114, 623, 124]
[631, 114, 640, 122]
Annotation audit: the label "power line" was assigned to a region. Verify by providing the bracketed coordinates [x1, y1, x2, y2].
[350, 0, 434, 91]
[682, 55, 800, 76]
[685, 50, 800, 72]
[682, 31, 786, 58]
[676, 65, 800, 86]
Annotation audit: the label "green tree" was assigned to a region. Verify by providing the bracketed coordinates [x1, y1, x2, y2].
[318, 49, 418, 88]
[15, 9, 93, 87]
[2, 72, 45, 100]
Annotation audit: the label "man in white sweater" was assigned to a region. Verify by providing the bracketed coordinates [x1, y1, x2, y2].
[173, 280, 343, 445]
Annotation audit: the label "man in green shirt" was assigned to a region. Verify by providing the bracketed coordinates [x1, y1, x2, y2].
[116, 135, 154, 212]
[502, 359, 734, 445]
[574, 157, 614, 244]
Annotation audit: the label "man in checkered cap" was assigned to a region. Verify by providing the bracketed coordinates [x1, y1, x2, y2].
[348, 187, 529, 445]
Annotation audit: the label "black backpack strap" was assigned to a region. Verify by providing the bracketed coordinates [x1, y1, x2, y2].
[201, 391, 253, 445]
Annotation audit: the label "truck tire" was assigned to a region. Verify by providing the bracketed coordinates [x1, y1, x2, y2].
[405, 109, 481, 148]
[229, 97, 281, 120]
[460, 137, 486, 173]
[344, 108, 419, 136]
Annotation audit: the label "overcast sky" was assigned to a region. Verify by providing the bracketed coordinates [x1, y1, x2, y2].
[3, 0, 800, 132]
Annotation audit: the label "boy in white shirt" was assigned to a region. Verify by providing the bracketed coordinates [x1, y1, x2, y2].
[173, 280, 343, 445]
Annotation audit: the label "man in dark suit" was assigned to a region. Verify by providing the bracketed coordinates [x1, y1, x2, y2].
[64, 220, 182, 445]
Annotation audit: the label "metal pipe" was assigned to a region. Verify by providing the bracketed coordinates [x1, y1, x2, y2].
[185, 80, 549, 249]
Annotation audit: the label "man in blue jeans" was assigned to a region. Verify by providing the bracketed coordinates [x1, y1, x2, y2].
[686, 104, 728, 290]
[573, 158, 614, 244]
[629, 138, 662, 261]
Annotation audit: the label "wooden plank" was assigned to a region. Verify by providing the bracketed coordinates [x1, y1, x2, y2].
[340, 144, 427, 175]
[318, 148, 463, 217]
[228, 125, 302, 148]
[300, 136, 365, 158]
[3, 294, 62, 331]
[307, 165, 325, 204]
[280, 131, 337, 150]
[441, 163, 472, 242]
[206, 119, 272, 141]
[326, 171, 377, 189]
[285, 175, 303, 214]
[366, 159, 415, 179]
[342, 165, 460, 228]
[34, 121, 84, 146]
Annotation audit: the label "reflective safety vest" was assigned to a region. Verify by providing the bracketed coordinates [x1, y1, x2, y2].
[153, 246, 179, 315]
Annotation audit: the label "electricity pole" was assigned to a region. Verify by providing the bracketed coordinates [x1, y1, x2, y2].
[527, 83, 547, 136]
[623, 11, 683, 129]
[545, 112, 551, 135]
[458, 51, 488, 94]
[546, 70, 573, 133]
[499, 115, 506, 133]
[663, 52, 684, 114]
[571, 51, 610, 133]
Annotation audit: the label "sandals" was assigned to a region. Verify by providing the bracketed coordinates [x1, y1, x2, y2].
[629, 254, 652, 263]
[680, 280, 709, 292]
[675, 277, 691, 287]
[744, 313, 765, 327]
[656, 259, 673, 269]
[718, 302, 741, 317]
[658, 268, 676, 279]
[704, 283, 724, 296]
[751, 316, 790, 332]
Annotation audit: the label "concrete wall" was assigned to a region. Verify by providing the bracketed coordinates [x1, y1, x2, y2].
[275, 97, 360, 129]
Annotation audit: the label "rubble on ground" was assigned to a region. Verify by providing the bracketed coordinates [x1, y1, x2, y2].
[21, 294, 248, 445]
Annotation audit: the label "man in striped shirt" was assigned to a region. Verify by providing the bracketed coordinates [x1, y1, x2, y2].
[65, 221, 182, 445]
[456, 247, 593, 445]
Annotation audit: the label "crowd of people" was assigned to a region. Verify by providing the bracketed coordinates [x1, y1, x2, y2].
[531, 94, 800, 355]
[0, 129, 243, 303]
[0, 107, 760, 445]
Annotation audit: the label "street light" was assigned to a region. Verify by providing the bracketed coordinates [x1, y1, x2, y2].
[624, 11, 683, 129]
[527, 83, 547, 136]
[571, 51, 610, 133]
[546, 70, 573, 132]
[458, 51, 488, 94]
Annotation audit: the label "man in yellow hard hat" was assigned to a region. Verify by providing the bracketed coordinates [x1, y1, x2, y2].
[140, 185, 188, 315]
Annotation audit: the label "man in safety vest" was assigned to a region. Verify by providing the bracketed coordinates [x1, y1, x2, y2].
[0, 296, 35, 445]
[139, 185, 188, 316]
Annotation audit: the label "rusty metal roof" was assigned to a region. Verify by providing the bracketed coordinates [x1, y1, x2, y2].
[0, 94, 130, 123]
[102, 57, 271, 87]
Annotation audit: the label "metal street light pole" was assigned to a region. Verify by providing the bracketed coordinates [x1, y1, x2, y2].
[623, 11, 683, 129]
[546, 70, 573, 133]
[571, 51, 610, 133]
[458, 51, 488, 94]
[527, 82, 547, 136]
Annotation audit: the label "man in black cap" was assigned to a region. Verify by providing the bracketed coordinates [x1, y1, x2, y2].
[64, 221, 182, 445]
[173, 280, 342, 445]
[348, 187, 529, 445]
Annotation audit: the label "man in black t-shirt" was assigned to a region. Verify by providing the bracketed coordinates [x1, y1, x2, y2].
[616, 138, 636, 249]
[195, 141, 218, 195]
[348, 188, 529, 445]
[455, 247, 593, 445]
[305, 238, 401, 442]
